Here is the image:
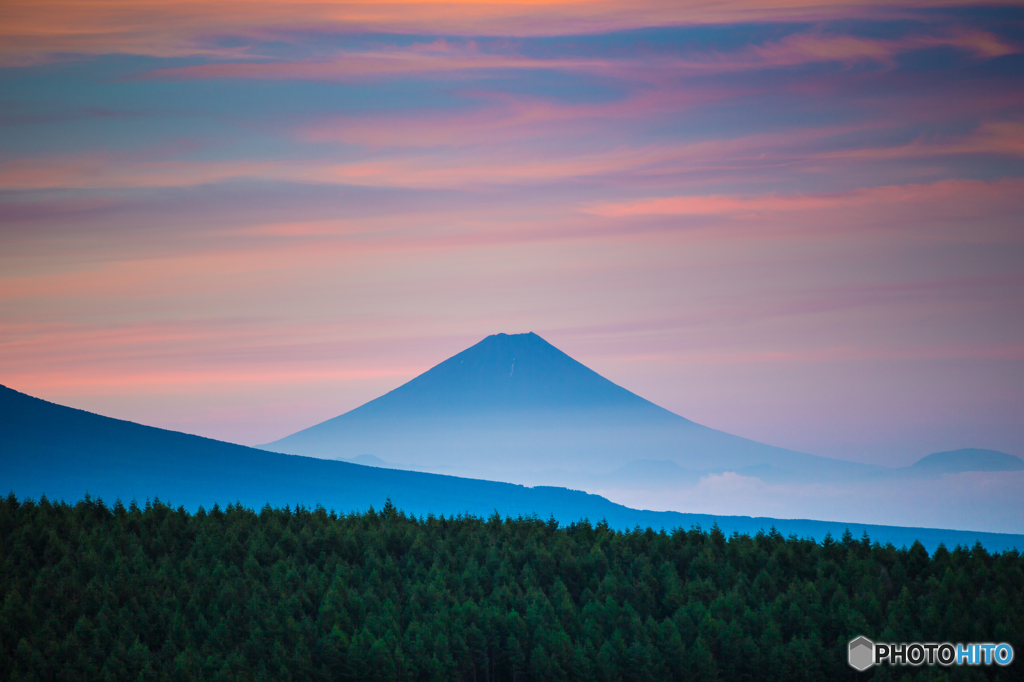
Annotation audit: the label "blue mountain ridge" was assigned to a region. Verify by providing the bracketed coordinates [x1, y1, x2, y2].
[910, 448, 1024, 474]
[1, 383, 1019, 553]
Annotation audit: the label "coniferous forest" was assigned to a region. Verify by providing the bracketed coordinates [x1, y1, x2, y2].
[1, 493, 1021, 681]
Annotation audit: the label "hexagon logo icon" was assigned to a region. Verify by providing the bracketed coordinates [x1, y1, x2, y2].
[848, 636, 875, 671]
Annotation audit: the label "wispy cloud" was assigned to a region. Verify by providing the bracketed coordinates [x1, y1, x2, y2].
[124, 29, 1018, 85]
[137, 44, 605, 82]
[6, 117, 1020, 192]
[5, 0, 1018, 67]
[581, 178, 1024, 219]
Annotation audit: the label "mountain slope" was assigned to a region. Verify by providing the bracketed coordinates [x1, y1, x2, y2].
[339, 331, 678, 417]
[264, 333, 877, 481]
[1, 383, 1017, 552]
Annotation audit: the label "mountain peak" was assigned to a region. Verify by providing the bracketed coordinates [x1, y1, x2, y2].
[264, 334, 881, 478]
[361, 331, 661, 415]
[475, 331, 546, 353]
[262, 332, 701, 467]
[473, 331, 544, 353]
[486, 331, 538, 338]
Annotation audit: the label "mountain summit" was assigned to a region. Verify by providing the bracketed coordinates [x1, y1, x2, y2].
[263, 333, 873, 481]
[321, 332, 681, 418]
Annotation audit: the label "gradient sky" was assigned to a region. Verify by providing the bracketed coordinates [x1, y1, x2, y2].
[2, 0, 1022, 466]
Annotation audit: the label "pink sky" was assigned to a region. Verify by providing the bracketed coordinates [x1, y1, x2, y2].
[1, 0, 1022, 465]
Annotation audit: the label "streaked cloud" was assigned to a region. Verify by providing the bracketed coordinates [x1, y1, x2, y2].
[125, 29, 1017, 85]
[5, 119, 1021, 192]
[581, 178, 1024, 221]
[5, 0, 1017, 65]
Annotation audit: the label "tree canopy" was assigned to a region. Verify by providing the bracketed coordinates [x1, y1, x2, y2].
[1, 492, 1020, 681]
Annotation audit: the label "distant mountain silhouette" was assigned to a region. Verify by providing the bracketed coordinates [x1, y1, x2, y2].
[264, 333, 877, 482]
[351, 454, 391, 468]
[910, 448, 1024, 475]
[2, 383, 1018, 552]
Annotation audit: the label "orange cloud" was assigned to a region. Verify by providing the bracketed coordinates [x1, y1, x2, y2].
[581, 194, 827, 217]
[0, 319, 428, 400]
[583, 179, 1018, 215]
[741, 29, 1017, 70]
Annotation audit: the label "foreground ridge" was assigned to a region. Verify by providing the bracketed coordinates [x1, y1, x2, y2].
[2, 383, 1022, 553]
[2, 494, 1021, 681]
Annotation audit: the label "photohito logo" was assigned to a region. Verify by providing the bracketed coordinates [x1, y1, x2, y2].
[848, 637, 874, 671]
[848, 636, 1014, 670]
